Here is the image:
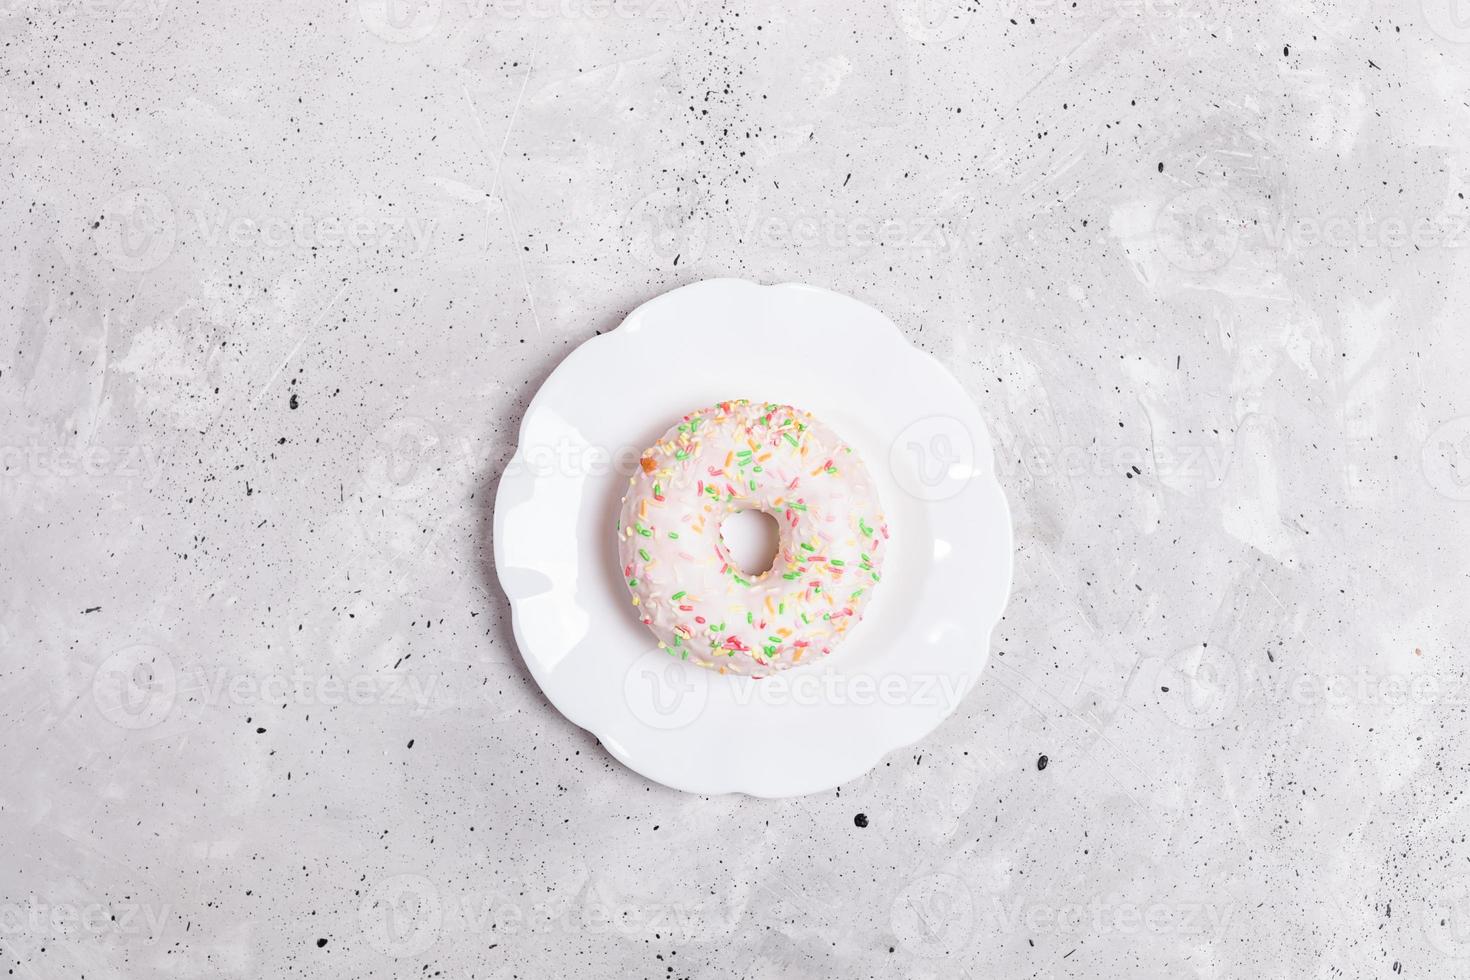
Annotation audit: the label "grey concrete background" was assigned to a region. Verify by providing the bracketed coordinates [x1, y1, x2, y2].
[4, 0, 1470, 976]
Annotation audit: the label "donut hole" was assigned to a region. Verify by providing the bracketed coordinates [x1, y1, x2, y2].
[720, 509, 780, 576]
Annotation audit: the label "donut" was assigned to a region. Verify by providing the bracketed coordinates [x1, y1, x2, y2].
[617, 399, 889, 676]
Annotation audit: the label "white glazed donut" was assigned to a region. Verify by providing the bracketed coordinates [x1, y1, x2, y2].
[618, 399, 888, 676]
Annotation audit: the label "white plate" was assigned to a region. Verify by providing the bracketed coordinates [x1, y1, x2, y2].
[493, 279, 1013, 797]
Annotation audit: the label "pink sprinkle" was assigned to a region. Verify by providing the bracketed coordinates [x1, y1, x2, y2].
[695, 616, 706, 624]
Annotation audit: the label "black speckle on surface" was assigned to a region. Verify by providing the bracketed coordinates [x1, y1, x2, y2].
[853, 813, 869, 828]
[1037, 754, 1049, 771]
[316, 938, 327, 949]
[288, 392, 299, 410]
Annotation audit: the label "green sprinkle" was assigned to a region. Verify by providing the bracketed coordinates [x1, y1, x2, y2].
[733, 576, 751, 587]
[636, 523, 652, 537]
[652, 483, 662, 497]
[638, 548, 651, 561]
[783, 433, 799, 447]
[778, 602, 785, 614]
[850, 589, 864, 599]
[801, 612, 810, 624]
[749, 479, 757, 491]
[872, 571, 881, 582]
[627, 578, 638, 587]
[747, 612, 754, 624]
[668, 531, 679, 539]
[671, 590, 686, 600]
[830, 559, 845, 566]
[859, 519, 873, 537]
[674, 450, 688, 460]
[800, 542, 815, 552]
[789, 502, 807, 511]
[768, 635, 782, 644]
[783, 572, 799, 580]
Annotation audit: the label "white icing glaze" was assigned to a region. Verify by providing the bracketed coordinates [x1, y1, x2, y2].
[618, 400, 889, 676]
